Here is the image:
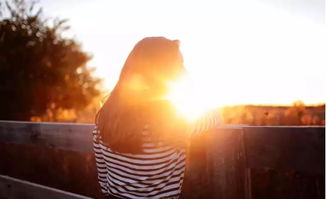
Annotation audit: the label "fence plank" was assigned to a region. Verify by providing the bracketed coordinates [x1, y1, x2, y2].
[0, 175, 92, 199]
[243, 127, 324, 173]
[0, 121, 94, 152]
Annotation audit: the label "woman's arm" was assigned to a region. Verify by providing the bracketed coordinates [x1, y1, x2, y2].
[188, 109, 221, 135]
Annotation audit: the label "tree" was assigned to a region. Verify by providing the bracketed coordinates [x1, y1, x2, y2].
[0, 0, 102, 121]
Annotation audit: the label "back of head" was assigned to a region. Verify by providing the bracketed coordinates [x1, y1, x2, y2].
[96, 37, 187, 153]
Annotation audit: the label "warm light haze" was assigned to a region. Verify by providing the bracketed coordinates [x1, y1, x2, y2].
[41, 0, 326, 107]
[165, 74, 224, 121]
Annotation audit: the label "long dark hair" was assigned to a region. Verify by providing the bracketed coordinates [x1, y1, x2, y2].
[96, 37, 187, 153]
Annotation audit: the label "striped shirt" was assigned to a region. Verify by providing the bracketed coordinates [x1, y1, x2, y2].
[93, 110, 220, 199]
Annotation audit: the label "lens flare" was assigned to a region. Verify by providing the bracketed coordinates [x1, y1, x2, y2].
[165, 75, 218, 122]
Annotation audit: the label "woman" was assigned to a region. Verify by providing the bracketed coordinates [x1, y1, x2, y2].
[93, 37, 220, 199]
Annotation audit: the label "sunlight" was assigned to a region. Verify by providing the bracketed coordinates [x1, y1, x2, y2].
[179, 24, 327, 106]
[42, 0, 326, 106]
[165, 74, 220, 122]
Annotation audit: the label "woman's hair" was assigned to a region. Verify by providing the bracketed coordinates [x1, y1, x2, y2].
[96, 37, 187, 153]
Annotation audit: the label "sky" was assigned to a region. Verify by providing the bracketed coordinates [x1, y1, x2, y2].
[39, 0, 326, 106]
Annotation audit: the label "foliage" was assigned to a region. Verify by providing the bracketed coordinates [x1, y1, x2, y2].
[221, 102, 325, 126]
[0, 0, 101, 121]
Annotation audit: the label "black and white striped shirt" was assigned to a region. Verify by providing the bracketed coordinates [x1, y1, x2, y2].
[93, 111, 220, 199]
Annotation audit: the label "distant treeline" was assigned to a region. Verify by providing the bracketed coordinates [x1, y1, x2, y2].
[50, 100, 325, 126]
[221, 102, 325, 126]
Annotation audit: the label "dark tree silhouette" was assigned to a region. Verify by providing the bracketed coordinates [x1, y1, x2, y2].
[0, 0, 101, 121]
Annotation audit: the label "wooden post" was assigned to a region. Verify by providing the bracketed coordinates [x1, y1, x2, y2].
[244, 168, 252, 199]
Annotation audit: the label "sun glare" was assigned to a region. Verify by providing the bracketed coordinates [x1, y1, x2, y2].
[165, 75, 220, 122]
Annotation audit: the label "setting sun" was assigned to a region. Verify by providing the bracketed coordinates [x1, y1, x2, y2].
[165, 75, 220, 122]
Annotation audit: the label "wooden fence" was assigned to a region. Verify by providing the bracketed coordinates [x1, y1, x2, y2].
[0, 121, 324, 199]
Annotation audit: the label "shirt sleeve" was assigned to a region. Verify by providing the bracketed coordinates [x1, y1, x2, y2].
[188, 109, 221, 135]
[92, 126, 108, 192]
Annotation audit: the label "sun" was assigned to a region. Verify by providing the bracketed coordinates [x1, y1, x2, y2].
[165, 74, 220, 122]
